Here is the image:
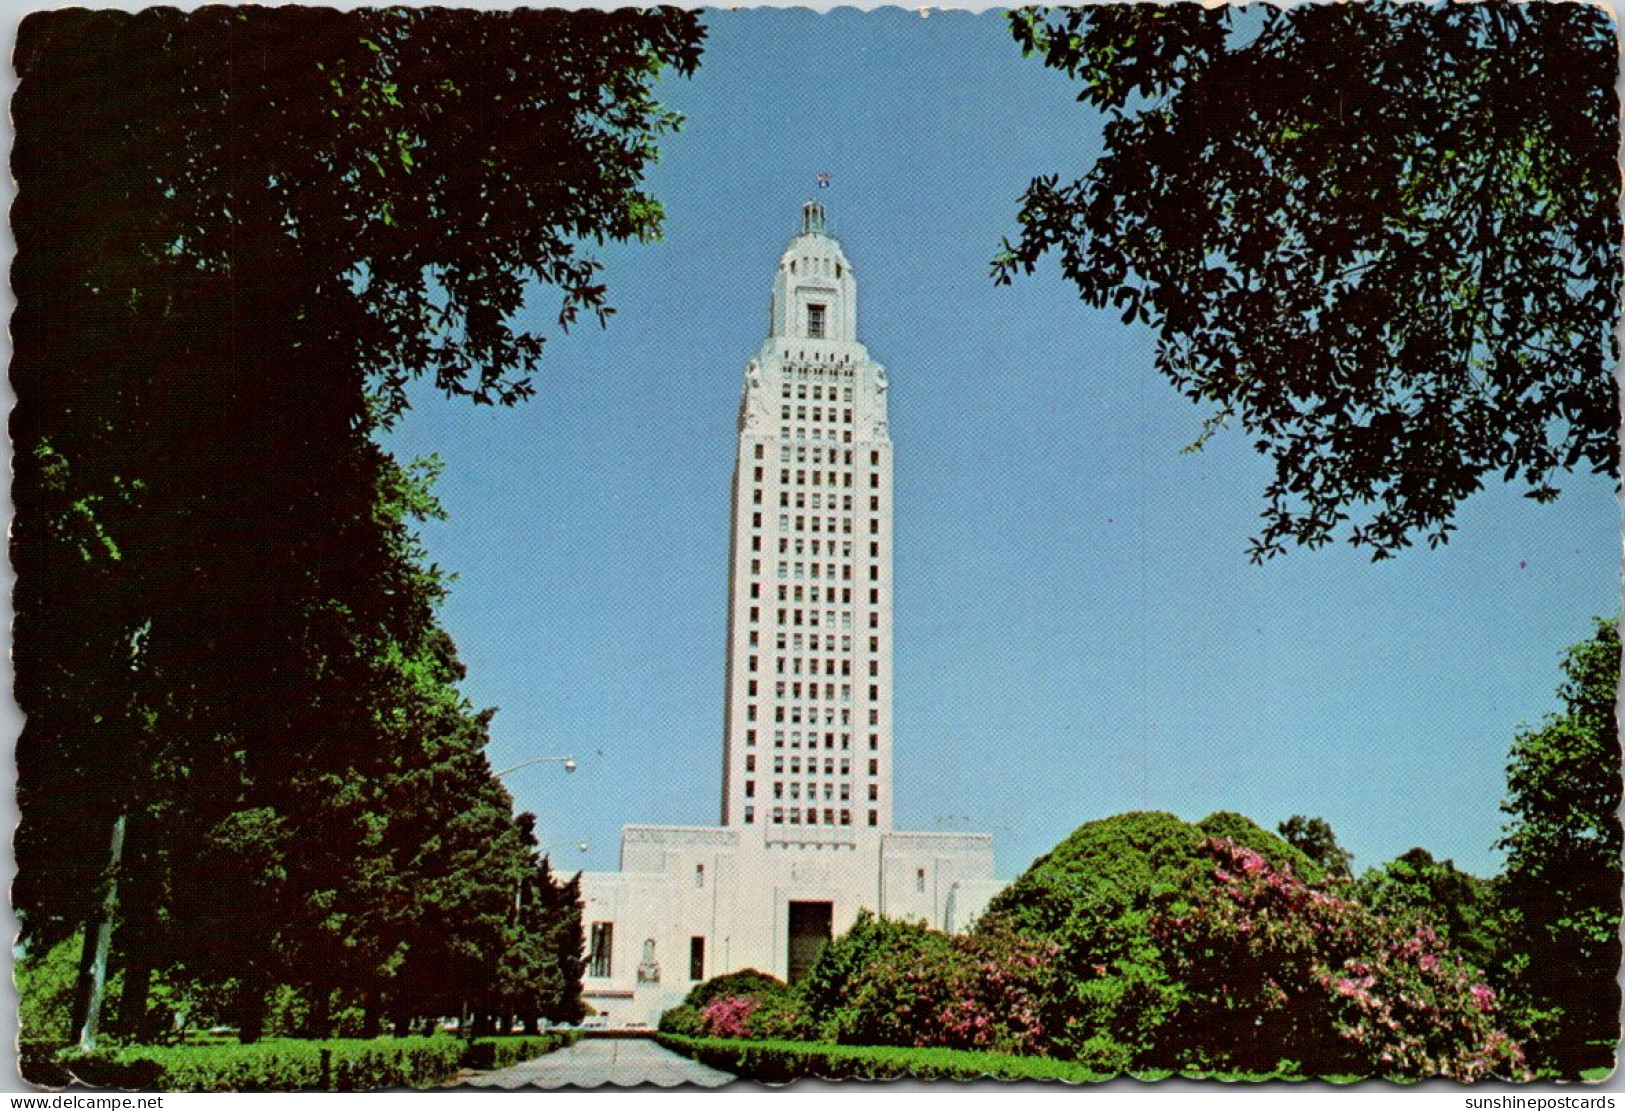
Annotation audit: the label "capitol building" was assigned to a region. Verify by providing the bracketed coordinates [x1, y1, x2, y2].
[577, 202, 1002, 1028]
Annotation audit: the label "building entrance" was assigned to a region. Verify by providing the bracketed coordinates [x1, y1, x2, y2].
[786, 901, 833, 983]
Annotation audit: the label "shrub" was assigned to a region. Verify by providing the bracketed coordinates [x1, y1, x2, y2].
[1149, 839, 1528, 1080]
[461, 1033, 577, 1070]
[656, 1034, 1113, 1083]
[682, 969, 788, 1011]
[657, 1005, 702, 1037]
[662, 968, 810, 1041]
[798, 912, 1056, 1054]
[16, 935, 83, 1045]
[698, 996, 759, 1039]
[60, 1036, 468, 1091]
[743, 992, 814, 1042]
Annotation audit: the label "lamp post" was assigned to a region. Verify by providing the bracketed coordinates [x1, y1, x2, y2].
[493, 754, 577, 779]
[484, 753, 579, 1039]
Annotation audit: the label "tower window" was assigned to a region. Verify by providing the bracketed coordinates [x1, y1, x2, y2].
[807, 303, 826, 338]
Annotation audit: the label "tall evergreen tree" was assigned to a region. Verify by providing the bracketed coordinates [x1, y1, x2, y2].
[13, 7, 701, 1041]
[1498, 619, 1621, 1076]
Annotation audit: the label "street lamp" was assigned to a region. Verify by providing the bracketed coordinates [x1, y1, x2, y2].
[493, 754, 577, 778]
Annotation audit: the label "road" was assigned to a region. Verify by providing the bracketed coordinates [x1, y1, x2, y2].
[464, 1037, 735, 1089]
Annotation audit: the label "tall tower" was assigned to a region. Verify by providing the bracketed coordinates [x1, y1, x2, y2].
[720, 200, 894, 835]
[578, 203, 999, 1025]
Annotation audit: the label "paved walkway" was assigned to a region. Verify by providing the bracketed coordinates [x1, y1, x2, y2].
[465, 1037, 735, 1089]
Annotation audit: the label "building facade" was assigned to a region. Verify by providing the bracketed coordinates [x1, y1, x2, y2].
[721, 198, 894, 834]
[577, 203, 1000, 1028]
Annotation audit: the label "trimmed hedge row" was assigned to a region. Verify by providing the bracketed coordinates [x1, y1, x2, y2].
[461, 1032, 579, 1071]
[656, 1035, 1115, 1084]
[64, 1037, 464, 1091]
[20, 1041, 73, 1088]
[54, 1033, 578, 1091]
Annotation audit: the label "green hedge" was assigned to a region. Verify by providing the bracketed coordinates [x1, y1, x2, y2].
[461, 1032, 579, 1071]
[20, 1040, 73, 1088]
[61, 1036, 467, 1091]
[52, 1032, 582, 1091]
[657, 1035, 1115, 1084]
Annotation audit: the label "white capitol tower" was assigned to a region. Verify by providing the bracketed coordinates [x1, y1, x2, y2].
[577, 202, 1001, 1028]
[721, 198, 895, 835]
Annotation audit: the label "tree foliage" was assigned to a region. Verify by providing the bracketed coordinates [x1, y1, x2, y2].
[1152, 840, 1525, 1079]
[1278, 815, 1355, 880]
[13, 6, 699, 1042]
[666, 814, 1525, 1079]
[980, 810, 1320, 938]
[996, 2, 1619, 560]
[976, 811, 1320, 1068]
[1497, 618, 1621, 1076]
[1355, 848, 1499, 979]
[796, 913, 1058, 1054]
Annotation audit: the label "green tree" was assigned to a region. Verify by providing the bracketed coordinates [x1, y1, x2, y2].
[17, 935, 92, 1045]
[976, 811, 1319, 1066]
[13, 7, 701, 1043]
[1153, 839, 1524, 1079]
[982, 810, 1320, 938]
[1277, 815, 1354, 880]
[995, 2, 1618, 560]
[1355, 848, 1498, 977]
[1497, 618, 1621, 1076]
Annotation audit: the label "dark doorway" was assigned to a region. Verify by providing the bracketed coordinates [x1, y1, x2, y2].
[787, 901, 833, 984]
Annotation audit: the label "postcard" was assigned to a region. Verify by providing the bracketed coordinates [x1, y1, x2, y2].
[10, 3, 1620, 1094]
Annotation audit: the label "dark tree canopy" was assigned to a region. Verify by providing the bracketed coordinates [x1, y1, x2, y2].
[996, 2, 1619, 560]
[12, 6, 700, 1040]
[1277, 814, 1354, 879]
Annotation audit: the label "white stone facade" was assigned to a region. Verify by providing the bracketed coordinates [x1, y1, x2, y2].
[578, 204, 1000, 1029]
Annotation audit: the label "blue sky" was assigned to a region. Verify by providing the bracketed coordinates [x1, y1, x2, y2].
[383, 8, 1620, 883]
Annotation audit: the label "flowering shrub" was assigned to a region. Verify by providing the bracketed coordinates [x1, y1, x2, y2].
[742, 993, 811, 1041]
[662, 968, 812, 1042]
[1149, 839, 1527, 1080]
[698, 995, 760, 1039]
[804, 915, 1057, 1054]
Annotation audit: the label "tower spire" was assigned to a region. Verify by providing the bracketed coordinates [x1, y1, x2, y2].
[724, 212, 893, 835]
[801, 199, 826, 236]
